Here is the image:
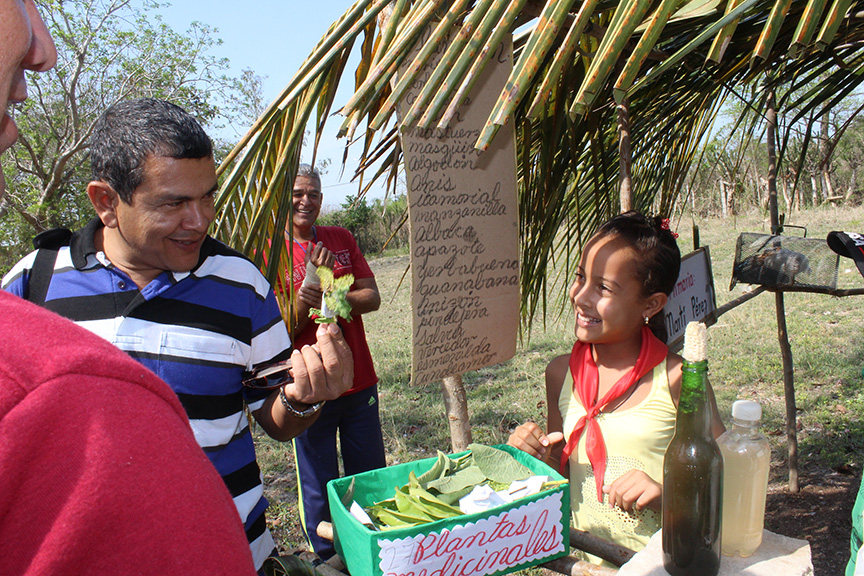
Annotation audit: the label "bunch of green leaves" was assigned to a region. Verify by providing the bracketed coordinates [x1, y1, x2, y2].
[309, 267, 354, 324]
[361, 444, 535, 530]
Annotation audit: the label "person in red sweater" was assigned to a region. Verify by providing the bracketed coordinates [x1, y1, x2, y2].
[0, 4, 350, 574]
[286, 164, 386, 559]
[0, 293, 260, 575]
[0, 3, 254, 574]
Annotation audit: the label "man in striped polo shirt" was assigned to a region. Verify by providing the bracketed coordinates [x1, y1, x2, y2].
[2, 98, 354, 572]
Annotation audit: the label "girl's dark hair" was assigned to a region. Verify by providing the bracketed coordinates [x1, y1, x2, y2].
[593, 210, 681, 342]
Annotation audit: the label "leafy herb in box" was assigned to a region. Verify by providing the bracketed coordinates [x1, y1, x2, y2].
[327, 444, 569, 576]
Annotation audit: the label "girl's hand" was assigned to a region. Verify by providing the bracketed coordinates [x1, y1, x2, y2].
[602, 469, 662, 513]
[507, 422, 564, 460]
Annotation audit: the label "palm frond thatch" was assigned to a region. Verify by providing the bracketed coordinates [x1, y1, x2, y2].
[214, 0, 864, 325]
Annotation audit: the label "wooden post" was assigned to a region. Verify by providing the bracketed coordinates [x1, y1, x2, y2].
[618, 98, 633, 213]
[441, 375, 472, 451]
[767, 88, 779, 233]
[767, 84, 800, 492]
[775, 291, 800, 492]
[570, 528, 636, 566]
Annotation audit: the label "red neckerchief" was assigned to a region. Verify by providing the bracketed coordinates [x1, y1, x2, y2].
[560, 326, 668, 502]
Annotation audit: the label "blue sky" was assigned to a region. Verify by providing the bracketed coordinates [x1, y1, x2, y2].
[157, 0, 384, 208]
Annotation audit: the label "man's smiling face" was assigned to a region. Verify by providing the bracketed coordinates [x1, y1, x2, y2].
[93, 154, 218, 287]
[0, 0, 56, 195]
[292, 174, 322, 234]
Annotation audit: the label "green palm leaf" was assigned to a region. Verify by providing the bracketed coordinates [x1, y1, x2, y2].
[214, 0, 864, 329]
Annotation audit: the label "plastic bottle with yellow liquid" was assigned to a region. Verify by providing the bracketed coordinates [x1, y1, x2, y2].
[718, 400, 770, 557]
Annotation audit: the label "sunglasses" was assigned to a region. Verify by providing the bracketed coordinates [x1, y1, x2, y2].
[242, 360, 294, 390]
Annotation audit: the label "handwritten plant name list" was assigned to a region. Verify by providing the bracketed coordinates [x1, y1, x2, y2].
[401, 34, 519, 386]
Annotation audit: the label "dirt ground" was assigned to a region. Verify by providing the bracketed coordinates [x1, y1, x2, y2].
[764, 469, 857, 576]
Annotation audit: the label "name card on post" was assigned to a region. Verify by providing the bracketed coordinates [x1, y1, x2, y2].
[663, 247, 717, 350]
[400, 28, 520, 386]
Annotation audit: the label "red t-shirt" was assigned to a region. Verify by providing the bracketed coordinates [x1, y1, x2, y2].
[287, 226, 378, 394]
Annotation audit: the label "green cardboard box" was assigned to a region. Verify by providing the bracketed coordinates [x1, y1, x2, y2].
[327, 444, 569, 576]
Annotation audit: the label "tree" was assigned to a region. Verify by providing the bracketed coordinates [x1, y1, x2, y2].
[226, 68, 270, 139]
[0, 0, 259, 270]
[319, 193, 409, 254]
[319, 196, 377, 253]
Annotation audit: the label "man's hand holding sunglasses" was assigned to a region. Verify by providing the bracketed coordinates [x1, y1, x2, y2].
[249, 323, 353, 441]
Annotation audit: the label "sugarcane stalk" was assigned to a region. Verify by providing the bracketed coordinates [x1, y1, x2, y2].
[371, 0, 474, 130]
[477, 0, 560, 146]
[426, 0, 520, 129]
[613, 0, 682, 101]
[527, 0, 601, 120]
[788, 0, 828, 56]
[371, 0, 412, 73]
[403, 0, 496, 127]
[571, 0, 654, 117]
[342, 0, 444, 118]
[706, 0, 745, 63]
[477, 0, 577, 150]
[751, 0, 794, 64]
[490, 0, 578, 126]
[628, 0, 758, 96]
[815, 0, 856, 49]
[340, 0, 409, 133]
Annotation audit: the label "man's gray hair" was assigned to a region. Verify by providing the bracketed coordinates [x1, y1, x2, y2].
[297, 163, 321, 182]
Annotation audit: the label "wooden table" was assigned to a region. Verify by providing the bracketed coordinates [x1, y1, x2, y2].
[616, 529, 813, 576]
[303, 523, 812, 576]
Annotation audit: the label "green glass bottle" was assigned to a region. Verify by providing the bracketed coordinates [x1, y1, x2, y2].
[662, 323, 723, 576]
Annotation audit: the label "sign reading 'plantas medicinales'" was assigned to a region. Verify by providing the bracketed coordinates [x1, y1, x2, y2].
[400, 29, 519, 386]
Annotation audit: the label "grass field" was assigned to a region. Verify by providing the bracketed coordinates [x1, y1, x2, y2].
[257, 204, 864, 573]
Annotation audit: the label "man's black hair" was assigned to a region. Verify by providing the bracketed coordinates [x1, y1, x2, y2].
[89, 98, 213, 203]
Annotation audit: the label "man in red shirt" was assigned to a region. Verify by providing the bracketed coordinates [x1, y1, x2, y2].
[287, 164, 386, 559]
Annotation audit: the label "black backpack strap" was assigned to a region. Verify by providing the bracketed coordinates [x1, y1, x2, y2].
[25, 228, 72, 305]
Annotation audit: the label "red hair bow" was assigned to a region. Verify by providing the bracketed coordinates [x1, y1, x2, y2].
[660, 218, 678, 238]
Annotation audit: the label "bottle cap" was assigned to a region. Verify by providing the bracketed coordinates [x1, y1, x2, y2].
[731, 400, 762, 422]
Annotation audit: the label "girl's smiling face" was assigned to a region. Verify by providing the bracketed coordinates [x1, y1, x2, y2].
[569, 235, 663, 345]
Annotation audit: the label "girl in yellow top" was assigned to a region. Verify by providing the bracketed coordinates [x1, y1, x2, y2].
[508, 211, 724, 565]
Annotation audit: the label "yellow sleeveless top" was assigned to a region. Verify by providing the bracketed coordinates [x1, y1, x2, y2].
[558, 358, 677, 565]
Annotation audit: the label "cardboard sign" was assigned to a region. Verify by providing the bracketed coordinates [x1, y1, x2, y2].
[663, 247, 717, 350]
[400, 29, 520, 386]
[378, 492, 565, 576]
